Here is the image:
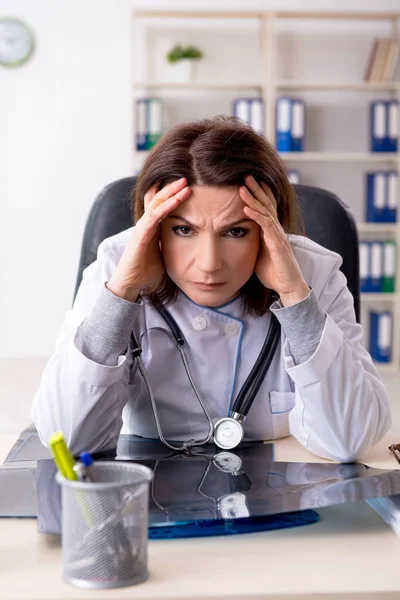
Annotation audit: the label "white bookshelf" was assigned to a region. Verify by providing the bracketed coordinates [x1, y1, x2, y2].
[132, 9, 400, 369]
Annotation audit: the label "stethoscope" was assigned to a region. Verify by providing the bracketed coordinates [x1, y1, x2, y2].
[129, 305, 281, 452]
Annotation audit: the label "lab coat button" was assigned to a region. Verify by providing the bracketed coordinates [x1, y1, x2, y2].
[192, 315, 207, 331]
[224, 322, 240, 337]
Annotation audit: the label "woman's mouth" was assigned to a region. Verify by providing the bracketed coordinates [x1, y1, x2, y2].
[192, 282, 227, 291]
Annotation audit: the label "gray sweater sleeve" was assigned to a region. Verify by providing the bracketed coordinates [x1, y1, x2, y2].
[77, 284, 141, 366]
[77, 284, 326, 369]
[270, 288, 326, 365]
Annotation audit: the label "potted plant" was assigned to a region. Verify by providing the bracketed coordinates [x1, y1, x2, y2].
[165, 44, 204, 82]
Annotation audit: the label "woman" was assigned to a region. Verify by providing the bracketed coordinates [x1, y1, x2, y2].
[32, 116, 391, 462]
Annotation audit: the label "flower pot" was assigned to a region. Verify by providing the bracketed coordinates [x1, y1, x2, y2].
[166, 59, 196, 83]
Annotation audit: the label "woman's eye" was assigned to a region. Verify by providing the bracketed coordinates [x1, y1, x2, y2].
[172, 225, 193, 236]
[225, 228, 248, 238]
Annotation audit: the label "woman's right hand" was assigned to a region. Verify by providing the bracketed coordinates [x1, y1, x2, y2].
[106, 177, 191, 302]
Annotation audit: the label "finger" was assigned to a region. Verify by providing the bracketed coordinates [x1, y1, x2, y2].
[239, 185, 270, 218]
[244, 176, 277, 215]
[140, 186, 192, 239]
[145, 177, 188, 210]
[243, 205, 283, 247]
[243, 205, 274, 229]
[144, 182, 160, 210]
[260, 181, 278, 213]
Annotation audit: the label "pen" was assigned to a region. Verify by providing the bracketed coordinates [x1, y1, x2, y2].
[73, 452, 95, 482]
[49, 432, 78, 481]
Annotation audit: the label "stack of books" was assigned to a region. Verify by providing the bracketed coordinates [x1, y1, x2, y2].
[364, 38, 400, 82]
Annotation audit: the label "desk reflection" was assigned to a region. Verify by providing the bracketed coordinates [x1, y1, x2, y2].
[32, 438, 400, 535]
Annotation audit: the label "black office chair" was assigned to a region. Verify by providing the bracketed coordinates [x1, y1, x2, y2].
[73, 178, 360, 323]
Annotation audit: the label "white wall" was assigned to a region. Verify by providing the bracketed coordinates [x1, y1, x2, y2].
[1, 0, 400, 359]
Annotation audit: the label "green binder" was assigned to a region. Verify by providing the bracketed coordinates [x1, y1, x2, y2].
[383, 240, 396, 293]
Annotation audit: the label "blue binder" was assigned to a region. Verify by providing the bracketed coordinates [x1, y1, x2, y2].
[385, 171, 398, 222]
[370, 311, 393, 363]
[249, 98, 264, 134]
[369, 241, 383, 293]
[233, 98, 249, 125]
[359, 241, 369, 292]
[387, 100, 399, 153]
[370, 100, 387, 153]
[276, 97, 292, 152]
[366, 172, 386, 222]
[136, 98, 148, 151]
[291, 99, 305, 152]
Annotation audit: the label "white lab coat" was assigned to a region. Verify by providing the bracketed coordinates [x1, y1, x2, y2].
[31, 228, 391, 462]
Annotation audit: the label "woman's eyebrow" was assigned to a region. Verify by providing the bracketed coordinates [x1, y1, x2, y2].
[167, 215, 254, 228]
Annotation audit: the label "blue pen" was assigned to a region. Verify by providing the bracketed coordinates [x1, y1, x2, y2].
[73, 451, 95, 482]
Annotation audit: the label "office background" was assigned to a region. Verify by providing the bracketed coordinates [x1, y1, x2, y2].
[1, 0, 400, 430]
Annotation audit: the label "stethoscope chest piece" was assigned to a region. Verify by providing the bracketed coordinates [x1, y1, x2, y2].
[213, 417, 244, 450]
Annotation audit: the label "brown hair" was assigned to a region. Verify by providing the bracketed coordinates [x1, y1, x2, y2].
[133, 115, 305, 316]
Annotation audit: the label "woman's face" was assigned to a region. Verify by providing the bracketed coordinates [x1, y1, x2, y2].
[160, 185, 261, 307]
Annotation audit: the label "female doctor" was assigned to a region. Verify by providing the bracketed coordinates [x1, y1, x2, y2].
[32, 115, 391, 462]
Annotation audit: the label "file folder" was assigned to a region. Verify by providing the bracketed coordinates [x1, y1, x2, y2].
[147, 98, 163, 149]
[276, 97, 292, 152]
[369, 241, 383, 292]
[370, 100, 387, 152]
[387, 100, 399, 153]
[369, 311, 392, 363]
[250, 99, 264, 134]
[233, 98, 250, 125]
[233, 98, 264, 134]
[386, 171, 398, 222]
[383, 241, 396, 293]
[291, 99, 305, 152]
[136, 99, 148, 151]
[366, 172, 386, 222]
[359, 242, 370, 293]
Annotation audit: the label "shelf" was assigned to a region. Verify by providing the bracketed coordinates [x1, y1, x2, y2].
[135, 81, 400, 92]
[279, 152, 400, 162]
[134, 10, 265, 19]
[134, 10, 400, 20]
[375, 362, 399, 372]
[357, 223, 399, 233]
[134, 150, 400, 163]
[361, 293, 399, 301]
[276, 11, 400, 20]
[277, 81, 400, 91]
[134, 81, 263, 90]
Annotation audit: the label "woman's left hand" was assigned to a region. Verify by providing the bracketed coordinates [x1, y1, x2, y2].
[240, 175, 310, 307]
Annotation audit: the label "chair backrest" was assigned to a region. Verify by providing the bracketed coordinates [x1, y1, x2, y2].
[74, 178, 360, 322]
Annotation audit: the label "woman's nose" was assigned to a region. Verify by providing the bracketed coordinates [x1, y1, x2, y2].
[195, 238, 223, 273]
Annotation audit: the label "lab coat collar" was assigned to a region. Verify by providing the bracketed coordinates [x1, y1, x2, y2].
[141, 288, 246, 337]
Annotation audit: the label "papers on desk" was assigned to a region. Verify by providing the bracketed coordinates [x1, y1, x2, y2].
[366, 495, 400, 535]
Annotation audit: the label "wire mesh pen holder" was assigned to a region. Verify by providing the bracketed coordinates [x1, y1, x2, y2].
[56, 461, 153, 589]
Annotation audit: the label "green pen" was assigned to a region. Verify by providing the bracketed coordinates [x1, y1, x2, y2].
[49, 431, 78, 481]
